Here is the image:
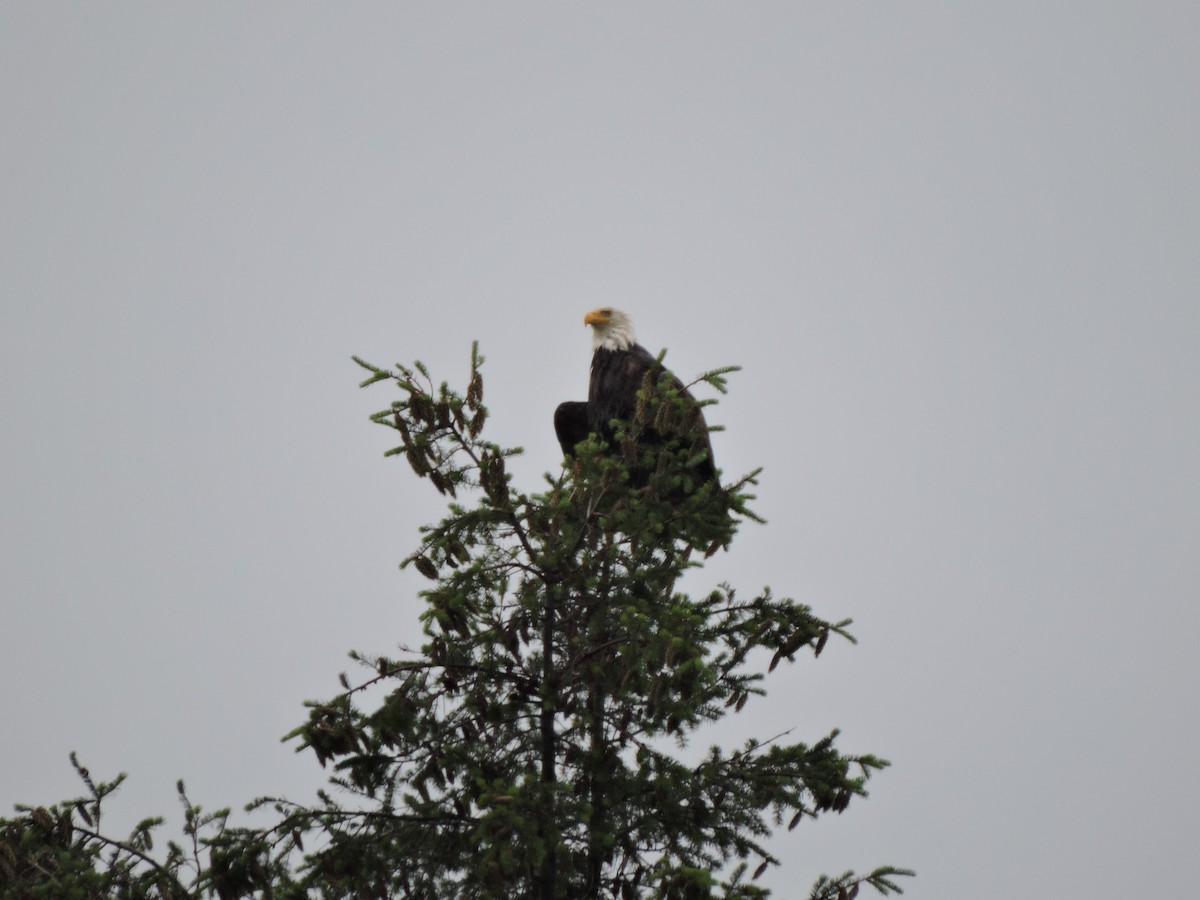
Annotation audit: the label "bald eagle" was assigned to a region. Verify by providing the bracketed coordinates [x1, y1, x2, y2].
[554, 307, 717, 485]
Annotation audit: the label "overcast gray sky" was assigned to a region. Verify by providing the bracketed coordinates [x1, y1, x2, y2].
[2, 4, 1197, 898]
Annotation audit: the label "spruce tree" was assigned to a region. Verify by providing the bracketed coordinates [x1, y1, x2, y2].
[0, 344, 911, 900]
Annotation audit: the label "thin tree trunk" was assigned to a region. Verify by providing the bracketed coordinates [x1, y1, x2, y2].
[584, 684, 607, 899]
[538, 589, 558, 900]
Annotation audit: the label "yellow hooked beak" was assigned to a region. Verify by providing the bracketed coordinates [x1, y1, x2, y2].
[583, 308, 610, 327]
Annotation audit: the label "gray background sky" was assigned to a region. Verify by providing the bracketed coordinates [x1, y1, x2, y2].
[2, 4, 1197, 897]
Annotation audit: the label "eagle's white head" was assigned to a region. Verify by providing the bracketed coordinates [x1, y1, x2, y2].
[584, 307, 637, 352]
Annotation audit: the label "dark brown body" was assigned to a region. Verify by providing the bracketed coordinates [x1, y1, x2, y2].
[554, 343, 716, 485]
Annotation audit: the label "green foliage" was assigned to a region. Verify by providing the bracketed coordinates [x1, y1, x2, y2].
[0, 755, 225, 899]
[0, 343, 911, 899]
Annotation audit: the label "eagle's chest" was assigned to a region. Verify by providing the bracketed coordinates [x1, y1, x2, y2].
[588, 349, 644, 433]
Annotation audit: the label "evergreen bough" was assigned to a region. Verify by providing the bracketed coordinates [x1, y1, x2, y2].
[0, 343, 912, 899]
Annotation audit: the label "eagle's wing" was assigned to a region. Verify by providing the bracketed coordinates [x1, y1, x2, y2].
[554, 400, 590, 457]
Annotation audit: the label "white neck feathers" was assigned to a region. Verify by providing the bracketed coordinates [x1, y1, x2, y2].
[593, 314, 637, 352]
